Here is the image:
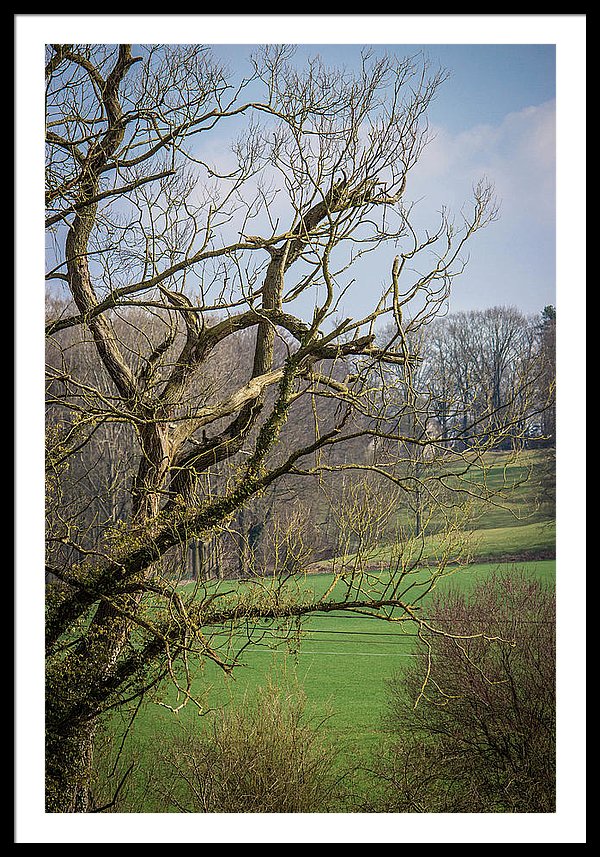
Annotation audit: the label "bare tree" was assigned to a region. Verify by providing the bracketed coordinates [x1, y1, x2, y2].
[372, 573, 556, 812]
[536, 305, 556, 445]
[415, 307, 551, 451]
[45, 43, 522, 812]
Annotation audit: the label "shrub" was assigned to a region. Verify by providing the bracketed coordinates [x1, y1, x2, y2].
[372, 571, 556, 812]
[157, 680, 343, 812]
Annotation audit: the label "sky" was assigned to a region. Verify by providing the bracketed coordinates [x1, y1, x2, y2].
[108, 39, 558, 321]
[15, 14, 586, 847]
[42, 33, 557, 320]
[202, 41, 557, 318]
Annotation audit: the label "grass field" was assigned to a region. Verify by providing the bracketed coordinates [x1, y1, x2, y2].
[97, 449, 555, 810]
[307, 518, 555, 575]
[103, 557, 555, 811]
[305, 449, 555, 573]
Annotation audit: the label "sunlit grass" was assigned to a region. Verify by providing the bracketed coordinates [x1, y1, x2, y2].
[102, 559, 555, 811]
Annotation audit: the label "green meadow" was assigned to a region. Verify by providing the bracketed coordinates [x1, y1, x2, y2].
[103, 558, 555, 811]
[98, 448, 556, 810]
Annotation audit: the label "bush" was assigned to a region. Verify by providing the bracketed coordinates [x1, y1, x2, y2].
[372, 571, 556, 812]
[157, 680, 343, 813]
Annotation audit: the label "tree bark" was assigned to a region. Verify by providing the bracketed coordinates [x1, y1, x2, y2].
[45, 719, 96, 813]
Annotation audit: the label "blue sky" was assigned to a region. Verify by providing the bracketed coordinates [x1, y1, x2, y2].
[40, 30, 558, 320]
[39, 36, 558, 321]
[206, 41, 557, 318]
[216, 42, 556, 132]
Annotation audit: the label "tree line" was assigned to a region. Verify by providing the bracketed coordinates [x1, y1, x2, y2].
[47, 298, 555, 581]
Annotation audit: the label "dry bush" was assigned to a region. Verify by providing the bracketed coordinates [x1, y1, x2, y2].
[156, 681, 344, 813]
[370, 572, 556, 813]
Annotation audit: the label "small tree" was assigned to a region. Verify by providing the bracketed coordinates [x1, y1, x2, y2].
[371, 572, 556, 813]
[153, 681, 343, 813]
[537, 305, 557, 446]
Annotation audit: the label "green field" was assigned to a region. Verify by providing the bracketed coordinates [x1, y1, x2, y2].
[103, 558, 555, 811]
[98, 448, 555, 811]
[191, 559, 555, 744]
[305, 449, 555, 573]
[308, 519, 555, 575]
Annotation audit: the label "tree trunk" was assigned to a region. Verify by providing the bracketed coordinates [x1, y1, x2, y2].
[45, 719, 96, 813]
[132, 422, 172, 519]
[190, 539, 200, 580]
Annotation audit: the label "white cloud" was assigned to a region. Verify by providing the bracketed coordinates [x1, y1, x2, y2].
[408, 100, 556, 227]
